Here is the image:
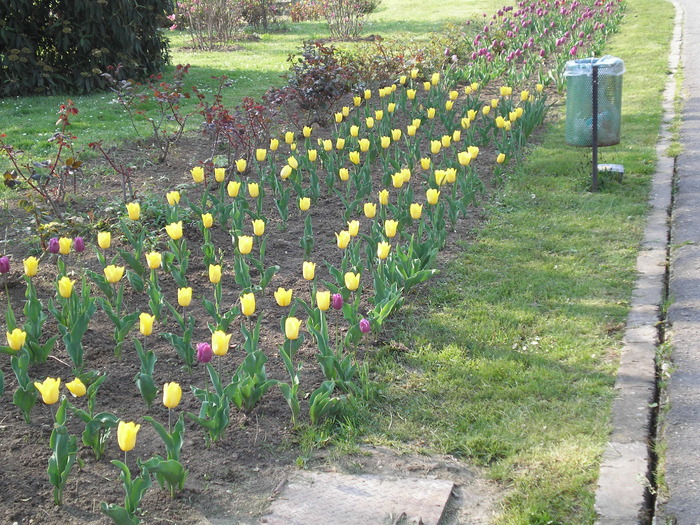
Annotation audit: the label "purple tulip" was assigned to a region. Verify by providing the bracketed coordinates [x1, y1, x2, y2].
[48, 237, 60, 254]
[359, 318, 371, 334]
[196, 342, 213, 363]
[74, 236, 85, 253]
[331, 293, 343, 310]
[0, 256, 9, 274]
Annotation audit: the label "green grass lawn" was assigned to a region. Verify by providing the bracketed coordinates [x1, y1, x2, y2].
[349, 0, 675, 522]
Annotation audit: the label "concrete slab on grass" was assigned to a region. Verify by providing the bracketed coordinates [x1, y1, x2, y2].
[263, 471, 454, 525]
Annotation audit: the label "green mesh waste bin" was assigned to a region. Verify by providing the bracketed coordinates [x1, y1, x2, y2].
[564, 56, 624, 147]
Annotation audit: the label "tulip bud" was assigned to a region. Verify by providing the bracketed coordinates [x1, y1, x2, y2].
[252, 219, 265, 237]
[178, 287, 193, 307]
[387, 102, 396, 113]
[449, 90, 459, 101]
[379, 189, 389, 206]
[359, 318, 371, 334]
[285, 317, 303, 340]
[240, 292, 256, 316]
[331, 293, 343, 310]
[126, 201, 140, 221]
[342, 106, 350, 117]
[66, 378, 86, 397]
[270, 138, 280, 151]
[316, 290, 331, 311]
[377, 241, 391, 260]
[349, 151, 361, 165]
[364, 202, 377, 218]
[238, 235, 253, 255]
[307, 149, 317, 162]
[410, 203, 423, 220]
[347, 220, 360, 237]
[497, 153, 506, 164]
[165, 221, 183, 240]
[58, 237, 71, 255]
[392, 173, 404, 189]
[163, 382, 182, 409]
[74, 237, 85, 253]
[420, 157, 431, 170]
[97, 232, 111, 250]
[139, 312, 155, 336]
[299, 197, 311, 211]
[380, 136, 391, 149]
[227, 180, 241, 197]
[191, 166, 205, 183]
[274, 287, 293, 307]
[359, 138, 370, 152]
[285, 131, 295, 144]
[280, 165, 293, 180]
[215, 167, 226, 182]
[482, 105, 491, 115]
[336, 137, 345, 150]
[536, 83, 544, 92]
[323, 139, 333, 151]
[212, 330, 232, 356]
[34, 377, 61, 405]
[410, 68, 418, 79]
[303, 261, 316, 280]
[441, 135, 451, 148]
[336, 230, 351, 249]
[6, 328, 27, 351]
[256, 148, 267, 162]
[117, 421, 140, 452]
[58, 276, 74, 298]
[236, 158, 247, 173]
[350, 125, 359, 137]
[248, 182, 259, 198]
[430, 141, 441, 155]
[196, 342, 213, 363]
[0, 255, 9, 274]
[23, 256, 38, 277]
[335, 112, 343, 123]
[407, 125, 417, 137]
[344, 272, 360, 291]
[339, 168, 350, 181]
[423, 81, 431, 91]
[209, 264, 222, 284]
[202, 213, 214, 229]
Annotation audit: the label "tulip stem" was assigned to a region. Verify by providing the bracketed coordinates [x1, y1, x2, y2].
[168, 408, 172, 434]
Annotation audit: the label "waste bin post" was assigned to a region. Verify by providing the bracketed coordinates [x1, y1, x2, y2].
[592, 64, 599, 192]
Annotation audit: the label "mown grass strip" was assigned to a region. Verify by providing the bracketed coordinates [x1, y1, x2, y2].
[360, 0, 675, 522]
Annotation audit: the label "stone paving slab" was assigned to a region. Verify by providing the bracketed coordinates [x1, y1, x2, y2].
[263, 471, 454, 525]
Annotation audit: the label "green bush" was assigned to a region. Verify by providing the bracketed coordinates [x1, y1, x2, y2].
[0, 0, 172, 97]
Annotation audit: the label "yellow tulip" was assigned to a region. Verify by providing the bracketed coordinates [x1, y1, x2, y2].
[505, 121, 512, 131]
[467, 109, 477, 121]
[23, 256, 39, 277]
[509, 111, 518, 122]
[446, 168, 457, 183]
[126, 202, 140, 221]
[380, 136, 391, 149]
[379, 189, 389, 206]
[285, 131, 295, 144]
[449, 90, 458, 100]
[178, 287, 193, 307]
[252, 219, 265, 237]
[335, 112, 343, 123]
[236, 159, 247, 173]
[410, 203, 423, 220]
[441, 135, 451, 148]
[165, 221, 183, 240]
[350, 125, 359, 138]
[34, 377, 60, 405]
[303, 261, 316, 280]
[6, 328, 27, 351]
[227, 180, 241, 197]
[58, 237, 71, 255]
[338, 168, 349, 182]
[426, 188, 440, 205]
[214, 167, 226, 183]
[238, 235, 253, 255]
[464, 86, 472, 95]
[336, 137, 345, 150]
[323, 139, 333, 151]
[117, 421, 140, 452]
[58, 276, 74, 298]
[349, 151, 361, 165]
[399, 75, 407, 85]
[468, 146, 480, 158]
[431, 72, 440, 85]
[391, 129, 402, 141]
[290, 142, 297, 151]
[410, 68, 418, 79]
[364, 202, 377, 218]
[240, 292, 256, 316]
[285, 317, 303, 340]
[316, 290, 331, 311]
[461, 117, 471, 129]
[495, 116, 505, 129]
[342, 106, 350, 117]
[256, 148, 267, 162]
[347, 220, 360, 237]
[166, 190, 180, 205]
[482, 105, 491, 115]
[363, 89, 372, 100]
[191, 166, 205, 183]
[305, 149, 317, 162]
[377, 241, 391, 260]
[407, 125, 417, 137]
[423, 81, 431, 91]
[353, 96, 361, 106]
[344, 272, 360, 291]
[491, 98, 499, 108]
[270, 138, 280, 151]
[280, 165, 293, 179]
[66, 378, 86, 397]
[387, 102, 396, 113]
[406, 89, 416, 100]
[420, 157, 431, 170]
[497, 153, 506, 164]
[358, 138, 370, 152]
[516, 107, 524, 118]
[336, 230, 351, 249]
[536, 83, 544, 93]
[248, 182, 259, 198]
[384, 219, 399, 238]
[299, 197, 311, 211]
[471, 82, 479, 91]
[430, 140, 441, 155]
[202, 213, 214, 229]
[274, 287, 293, 307]
[401, 168, 411, 183]
[163, 382, 182, 409]
[392, 173, 404, 189]
[445, 100, 454, 111]
[365, 117, 374, 129]
[499, 86, 510, 97]
[104, 264, 125, 284]
[209, 264, 222, 284]
[139, 312, 155, 336]
[303, 125, 312, 137]
[286, 155, 298, 169]
[458, 151, 472, 166]
[426, 107, 436, 119]
[453, 129, 461, 142]
[521, 89, 530, 101]
[212, 330, 232, 356]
